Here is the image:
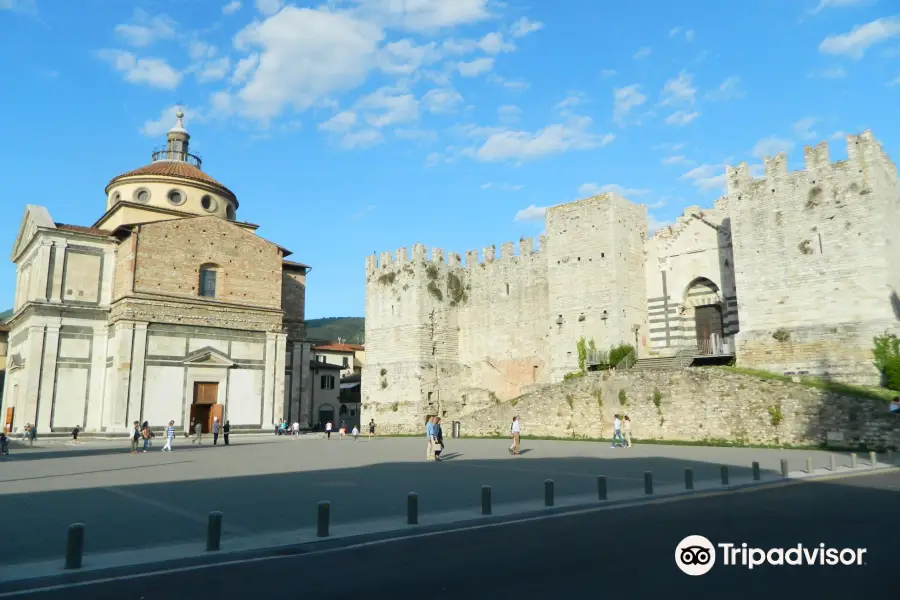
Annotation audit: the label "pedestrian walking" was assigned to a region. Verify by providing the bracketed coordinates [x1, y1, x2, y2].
[325, 421, 333, 440]
[433, 417, 444, 461]
[162, 420, 175, 452]
[368, 418, 376, 439]
[340, 420, 347, 440]
[425, 416, 435, 461]
[508, 416, 521, 455]
[192, 420, 203, 444]
[352, 425, 359, 441]
[141, 421, 152, 453]
[611, 414, 625, 448]
[623, 415, 633, 448]
[131, 421, 141, 454]
[292, 421, 300, 438]
[71, 425, 80, 444]
[223, 420, 231, 445]
[212, 417, 221, 445]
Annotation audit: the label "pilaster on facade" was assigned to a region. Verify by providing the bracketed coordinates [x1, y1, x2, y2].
[273, 332, 287, 427]
[262, 332, 278, 426]
[34, 241, 53, 303]
[49, 241, 68, 304]
[126, 322, 149, 425]
[86, 327, 109, 430]
[36, 323, 61, 433]
[22, 325, 47, 430]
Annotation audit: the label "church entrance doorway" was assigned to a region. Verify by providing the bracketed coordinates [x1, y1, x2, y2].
[191, 382, 221, 434]
[694, 305, 724, 355]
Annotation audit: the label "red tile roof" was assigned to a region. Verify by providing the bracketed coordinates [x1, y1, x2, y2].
[283, 259, 311, 270]
[55, 223, 114, 237]
[108, 162, 235, 199]
[312, 343, 364, 352]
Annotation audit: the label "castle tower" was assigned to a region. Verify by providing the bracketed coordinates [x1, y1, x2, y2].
[545, 193, 648, 381]
[727, 131, 900, 383]
[96, 108, 239, 230]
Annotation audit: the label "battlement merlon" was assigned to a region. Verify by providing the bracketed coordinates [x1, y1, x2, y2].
[764, 152, 788, 180]
[847, 130, 898, 183]
[725, 162, 751, 196]
[366, 237, 544, 272]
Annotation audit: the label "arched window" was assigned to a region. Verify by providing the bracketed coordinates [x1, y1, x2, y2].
[199, 264, 220, 298]
[339, 404, 349, 416]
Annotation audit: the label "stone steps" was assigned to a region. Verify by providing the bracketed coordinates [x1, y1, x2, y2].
[630, 356, 682, 370]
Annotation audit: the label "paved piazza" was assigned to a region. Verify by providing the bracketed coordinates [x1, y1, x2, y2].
[0, 435, 858, 565]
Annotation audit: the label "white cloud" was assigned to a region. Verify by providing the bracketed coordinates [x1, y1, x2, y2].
[394, 128, 437, 141]
[256, 0, 283, 16]
[457, 57, 494, 76]
[114, 9, 176, 47]
[487, 73, 529, 90]
[477, 32, 516, 54]
[669, 27, 695, 42]
[231, 6, 384, 120]
[341, 129, 384, 149]
[685, 29, 695, 42]
[351, 205, 377, 220]
[664, 110, 699, 126]
[810, 0, 871, 15]
[514, 205, 547, 222]
[819, 17, 900, 59]
[353, 0, 492, 32]
[660, 70, 696, 106]
[752, 136, 795, 159]
[680, 164, 726, 193]
[481, 182, 523, 191]
[0, 0, 37, 14]
[888, 75, 900, 86]
[425, 152, 443, 167]
[197, 56, 231, 83]
[809, 66, 847, 79]
[653, 141, 686, 151]
[792, 117, 818, 141]
[188, 40, 217, 61]
[649, 215, 672, 233]
[141, 105, 200, 137]
[554, 92, 585, 115]
[830, 130, 847, 140]
[510, 17, 543, 38]
[498, 104, 522, 123]
[378, 39, 441, 75]
[319, 110, 357, 132]
[578, 183, 650, 197]
[476, 116, 614, 162]
[97, 49, 182, 89]
[706, 75, 745, 101]
[599, 68, 617, 78]
[422, 88, 463, 114]
[613, 84, 646, 125]
[222, 1, 241, 15]
[633, 47, 652, 59]
[662, 155, 694, 166]
[231, 53, 259, 83]
[356, 86, 419, 128]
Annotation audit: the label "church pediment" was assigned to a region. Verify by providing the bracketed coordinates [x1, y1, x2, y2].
[182, 347, 235, 367]
[11, 205, 56, 262]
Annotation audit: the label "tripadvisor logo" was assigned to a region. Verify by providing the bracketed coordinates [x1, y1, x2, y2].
[675, 535, 867, 576]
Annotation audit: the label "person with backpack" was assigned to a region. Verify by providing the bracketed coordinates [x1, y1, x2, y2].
[131, 421, 141, 454]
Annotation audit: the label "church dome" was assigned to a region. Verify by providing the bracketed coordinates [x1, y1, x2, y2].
[103, 109, 238, 222]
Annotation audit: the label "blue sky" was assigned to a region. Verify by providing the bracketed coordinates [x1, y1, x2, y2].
[1, 0, 898, 320]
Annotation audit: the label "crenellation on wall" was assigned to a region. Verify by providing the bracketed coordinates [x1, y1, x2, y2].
[379, 251, 393, 268]
[363, 130, 900, 432]
[396, 247, 408, 265]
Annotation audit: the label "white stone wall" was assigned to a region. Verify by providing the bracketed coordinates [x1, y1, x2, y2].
[726, 132, 900, 382]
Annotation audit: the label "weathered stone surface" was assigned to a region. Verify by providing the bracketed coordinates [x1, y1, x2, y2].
[454, 368, 898, 449]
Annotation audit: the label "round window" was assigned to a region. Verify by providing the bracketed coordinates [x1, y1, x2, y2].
[134, 188, 151, 203]
[167, 189, 185, 205]
[110, 191, 121, 203]
[201, 195, 217, 212]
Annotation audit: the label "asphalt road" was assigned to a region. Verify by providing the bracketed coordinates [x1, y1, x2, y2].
[9, 469, 897, 600]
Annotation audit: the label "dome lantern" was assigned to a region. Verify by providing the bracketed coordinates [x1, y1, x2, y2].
[151, 108, 202, 168]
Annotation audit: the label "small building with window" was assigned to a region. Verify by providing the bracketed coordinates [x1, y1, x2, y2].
[312, 343, 365, 378]
[1, 110, 318, 436]
[309, 360, 342, 430]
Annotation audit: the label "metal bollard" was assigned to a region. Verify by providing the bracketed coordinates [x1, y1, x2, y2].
[850, 453, 857, 469]
[544, 479, 554, 507]
[481, 486, 492, 515]
[806, 457, 813, 474]
[597, 476, 607, 501]
[869, 451, 877, 468]
[317, 501, 330, 538]
[720, 466, 729, 486]
[830, 455, 836, 472]
[407, 493, 418, 525]
[206, 512, 223, 552]
[64, 523, 86, 570]
[752, 461, 760, 481]
[644, 471, 653, 495]
[684, 467, 694, 490]
[780, 459, 789, 477]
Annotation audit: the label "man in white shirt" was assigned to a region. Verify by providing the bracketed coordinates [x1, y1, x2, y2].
[611, 414, 623, 448]
[509, 416, 521, 455]
[325, 421, 333, 440]
[292, 421, 300, 438]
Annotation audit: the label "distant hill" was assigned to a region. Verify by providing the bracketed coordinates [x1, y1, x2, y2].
[305, 317, 364, 344]
[0, 308, 11, 323]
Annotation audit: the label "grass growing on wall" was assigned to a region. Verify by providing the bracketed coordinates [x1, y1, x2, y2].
[713, 366, 895, 402]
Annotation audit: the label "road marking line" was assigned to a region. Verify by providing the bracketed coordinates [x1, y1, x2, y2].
[444, 460, 677, 483]
[103, 487, 251, 536]
[2, 467, 892, 597]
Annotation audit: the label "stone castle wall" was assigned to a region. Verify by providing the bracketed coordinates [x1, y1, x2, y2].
[455, 368, 898, 449]
[726, 132, 900, 384]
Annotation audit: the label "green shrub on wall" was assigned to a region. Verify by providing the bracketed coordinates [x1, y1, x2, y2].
[609, 344, 635, 367]
[884, 356, 900, 391]
[872, 331, 900, 391]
